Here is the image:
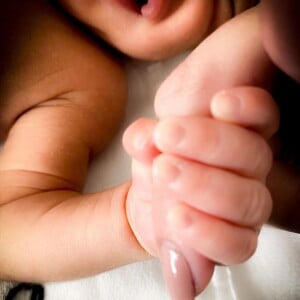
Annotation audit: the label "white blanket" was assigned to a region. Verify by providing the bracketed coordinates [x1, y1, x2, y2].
[46, 55, 300, 300]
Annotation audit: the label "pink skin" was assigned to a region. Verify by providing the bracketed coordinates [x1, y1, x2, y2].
[124, 8, 280, 298]
[124, 86, 279, 298]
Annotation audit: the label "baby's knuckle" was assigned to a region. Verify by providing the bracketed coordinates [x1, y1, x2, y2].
[222, 232, 256, 265]
[261, 144, 273, 176]
[252, 139, 273, 178]
[260, 186, 273, 223]
[226, 230, 257, 265]
[238, 233, 257, 263]
[203, 121, 222, 162]
[241, 181, 269, 226]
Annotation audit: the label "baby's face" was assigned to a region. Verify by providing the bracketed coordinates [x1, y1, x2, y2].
[59, 0, 255, 60]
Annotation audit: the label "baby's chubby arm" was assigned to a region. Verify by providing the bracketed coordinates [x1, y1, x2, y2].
[0, 0, 147, 282]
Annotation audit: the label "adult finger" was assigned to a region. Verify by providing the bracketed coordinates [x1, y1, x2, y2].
[155, 8, 274, 119]
[211, 86, 280, 139]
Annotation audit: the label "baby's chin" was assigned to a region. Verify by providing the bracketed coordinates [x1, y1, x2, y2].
[118, 41, 196, 61]
[104, 26, 207, 61]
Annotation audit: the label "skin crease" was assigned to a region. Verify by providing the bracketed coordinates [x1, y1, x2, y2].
[0, 0, 297, 298]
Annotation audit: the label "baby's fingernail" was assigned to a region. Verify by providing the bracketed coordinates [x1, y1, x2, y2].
[160, 241, 196, 300]
[211, 92, 241, 120]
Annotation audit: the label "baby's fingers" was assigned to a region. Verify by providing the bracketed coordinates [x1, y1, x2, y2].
[167, 203, 258, 265]
[153, 154, 272, 228]
[211, 87, 280, 139]
[154, 116, 273, 180]
[123, 118, 159, 163]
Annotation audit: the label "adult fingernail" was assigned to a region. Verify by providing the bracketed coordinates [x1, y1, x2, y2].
[160, 241, 196, 300]
[211, 92, 241, 120]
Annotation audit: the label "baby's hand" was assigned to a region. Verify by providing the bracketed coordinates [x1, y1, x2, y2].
[152, 87, 279, 261]
[124, 7, 281, 295]
[123, 86, 279, 291]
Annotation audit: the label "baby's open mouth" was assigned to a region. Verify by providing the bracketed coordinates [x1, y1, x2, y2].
[135, 0, 148, 7]
[117, 0, 168, 20]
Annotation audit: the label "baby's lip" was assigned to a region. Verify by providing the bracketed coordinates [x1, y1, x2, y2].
[111, 0, 171, 21]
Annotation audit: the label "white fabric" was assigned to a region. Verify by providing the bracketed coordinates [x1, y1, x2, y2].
[45, 55, 300, 300]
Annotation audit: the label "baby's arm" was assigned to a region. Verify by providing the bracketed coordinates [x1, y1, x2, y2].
[0, 0, 146, 282]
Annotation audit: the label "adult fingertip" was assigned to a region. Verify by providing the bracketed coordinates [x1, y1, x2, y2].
[211, 87, 280, 138]
[211, 91, 241, 121]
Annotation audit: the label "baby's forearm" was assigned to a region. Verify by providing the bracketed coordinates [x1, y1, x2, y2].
[0, 63, 148, 283]
[0, 92, 147, 282]
[0, 88, 149, 282]
[0, 179, 148, 282]
[0, 0, 149, 282]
